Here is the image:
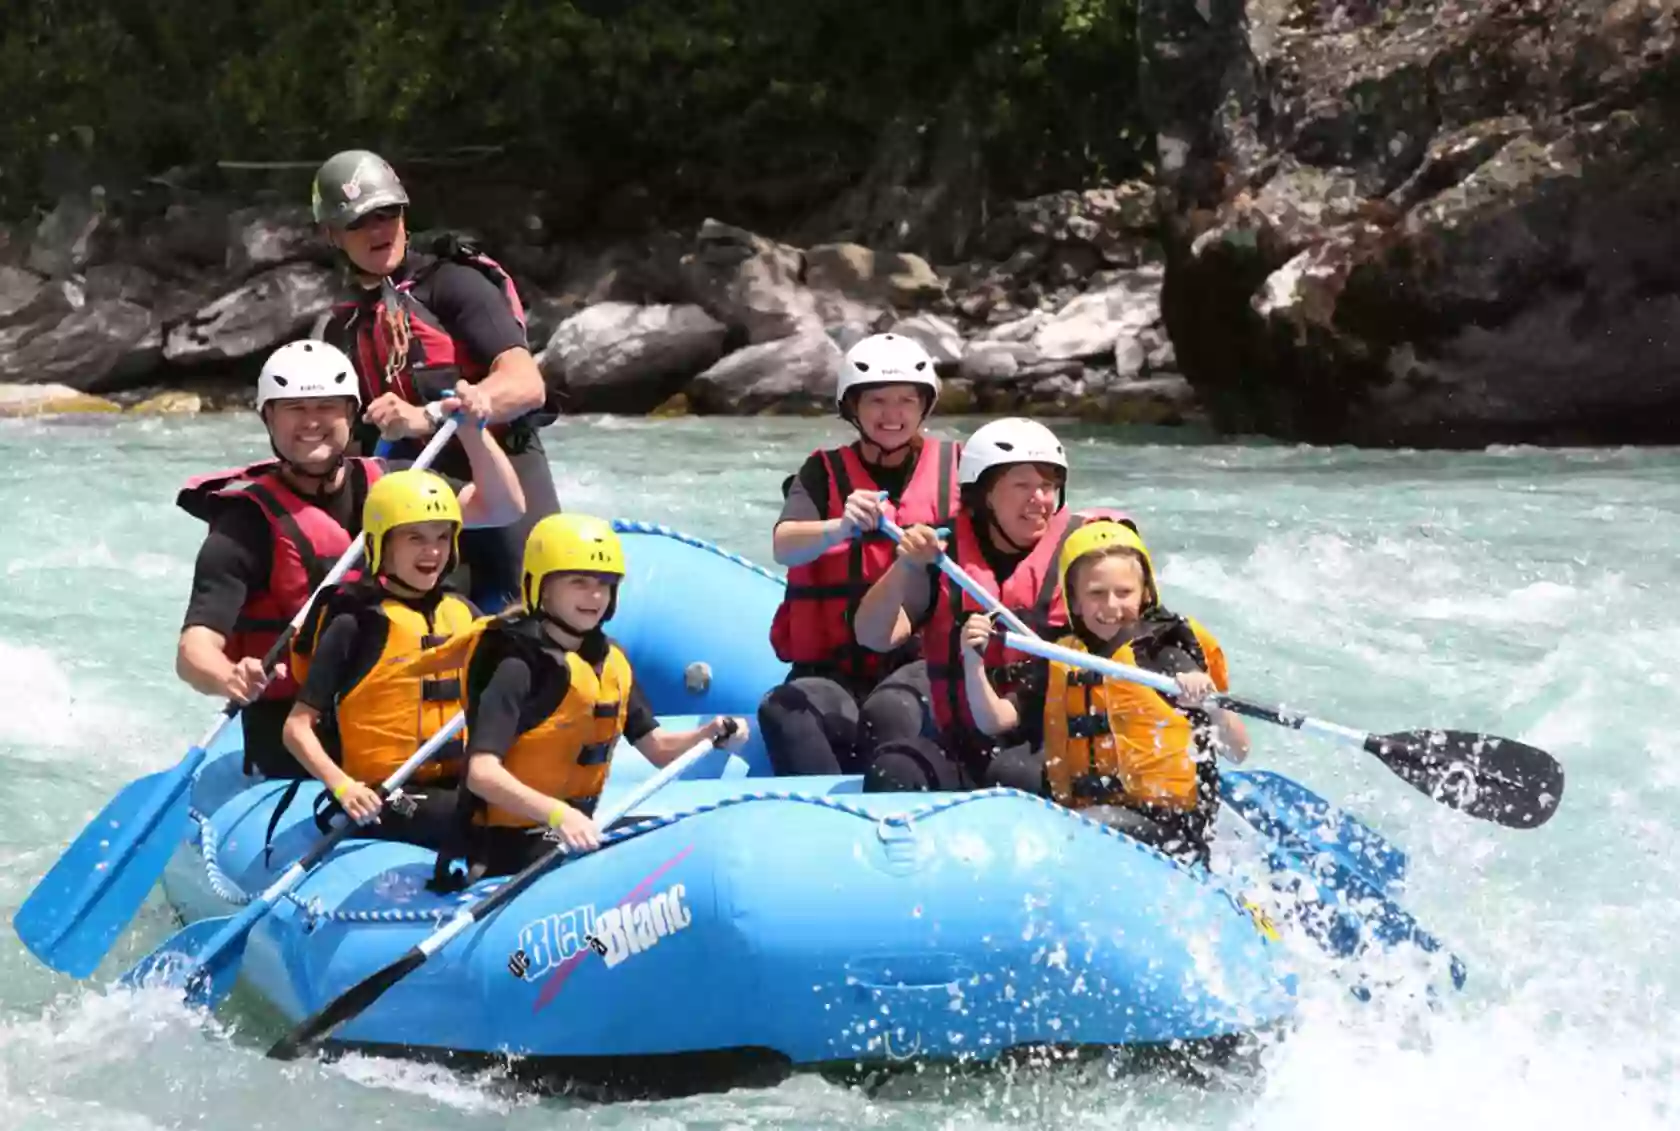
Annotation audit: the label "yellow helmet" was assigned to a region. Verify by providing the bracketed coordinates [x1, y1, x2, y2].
[1057, 519, 1155, 606]
[521, 514, 626, 613]
[363, 469, 462, 574]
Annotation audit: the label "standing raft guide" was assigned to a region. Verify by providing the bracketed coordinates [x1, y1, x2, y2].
[12, 251, 1569, 1097]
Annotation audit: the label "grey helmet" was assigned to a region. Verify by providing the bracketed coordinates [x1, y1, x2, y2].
[311, 149, 409, 229]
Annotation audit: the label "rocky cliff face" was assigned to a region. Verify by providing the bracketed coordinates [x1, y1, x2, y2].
[1142, 0, 1680, 446]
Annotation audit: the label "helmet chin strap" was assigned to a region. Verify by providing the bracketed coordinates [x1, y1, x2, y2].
[856, 427, 916, 459]
[983, 506, 1035, 555]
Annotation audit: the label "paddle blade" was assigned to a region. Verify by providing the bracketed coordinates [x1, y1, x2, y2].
[119, 916, 245, 1009]
[1221, 769, 1410, 897]
[1363, 729, 1564, 829]
[14, 766, 197, 977]
[267, 947, 427, 1061]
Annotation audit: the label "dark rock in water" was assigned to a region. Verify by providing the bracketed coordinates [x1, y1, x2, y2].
[27, 189, 107, 278]
[887, 312, 964, 366]
[163, 262, 336, 365]
[681, 219, 821, 343]
[689, 330, 843, 414]
[0, 172, 1207, 422]
[539, 302, 728, 413]
[0, 265, 44, 319]
[226, 204, 326, 274]
[84, 264, 161, 305]
[0, 280, 159, 389]
[1141, 0, 1680, 446]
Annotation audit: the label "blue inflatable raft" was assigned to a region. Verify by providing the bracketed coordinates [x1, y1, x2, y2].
[159, 523, 1440, 1094]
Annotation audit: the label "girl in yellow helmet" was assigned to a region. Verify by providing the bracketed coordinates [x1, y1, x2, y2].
[281, 469, 481, 848]
[957, 520, 1248, 864]
[454, 514, 750, 878]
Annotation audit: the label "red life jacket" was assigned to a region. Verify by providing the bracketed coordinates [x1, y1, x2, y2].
[327, 237, 527, 417]
[176, 458, 384, 700]
[769, 439, 960, 683]
[922, 505, 1134, 741]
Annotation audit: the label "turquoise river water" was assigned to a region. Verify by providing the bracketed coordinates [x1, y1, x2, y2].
[0, 413, 1675, 1129]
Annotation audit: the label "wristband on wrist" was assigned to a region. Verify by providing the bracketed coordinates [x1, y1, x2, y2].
[333, 781, 351, 802]
[546, 803, 568, 829]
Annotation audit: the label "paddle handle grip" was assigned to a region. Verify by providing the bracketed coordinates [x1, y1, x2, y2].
[879, 519, 1037, 639]
[416, 732, 724, 959]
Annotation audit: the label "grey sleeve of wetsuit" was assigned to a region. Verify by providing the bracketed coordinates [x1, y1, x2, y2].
[776, 455, 828, 525]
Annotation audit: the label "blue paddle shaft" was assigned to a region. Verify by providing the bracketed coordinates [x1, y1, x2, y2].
[15, 418, 462, 977]
[878, 519, 1038, 639]
[123, 713, 469, 998]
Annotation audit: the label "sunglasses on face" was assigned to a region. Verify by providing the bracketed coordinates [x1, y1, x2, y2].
[346, 205, 404, 232]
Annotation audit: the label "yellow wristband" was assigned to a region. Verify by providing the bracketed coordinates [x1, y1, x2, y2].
[546, 803, 568, 829]
[333, 781, 351, 802]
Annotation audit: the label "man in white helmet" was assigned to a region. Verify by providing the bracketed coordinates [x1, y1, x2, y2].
[173, 339, 525, 777]
[758, 332, 962, 778]
[853, 417, 1133, 791]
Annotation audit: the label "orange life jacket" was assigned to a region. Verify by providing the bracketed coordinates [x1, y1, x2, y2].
[1042, 614, 1228, 812]
[288, 587, 479, 785]
[462, 617, 633, 828]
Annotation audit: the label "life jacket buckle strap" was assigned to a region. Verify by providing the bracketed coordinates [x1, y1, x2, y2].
[1070, 773, 1123, 803]
[1066, 713, 1112, 740]
[577, 741, 612, 766]
[591, 701, 621, 719]
[421, 677, 462, 702]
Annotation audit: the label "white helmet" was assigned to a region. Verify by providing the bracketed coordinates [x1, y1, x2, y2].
[837, 333, 940, 409]
[256, 340, 361, 412]
[958, 417, 1069, 486]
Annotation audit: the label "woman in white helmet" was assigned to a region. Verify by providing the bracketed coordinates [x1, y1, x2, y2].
[758, 332, 963, 777]
[852, 417, 1133, 791]
[173, 339, 525, 779]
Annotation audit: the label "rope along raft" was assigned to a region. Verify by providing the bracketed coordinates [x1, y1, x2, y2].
[189, 787, 1224, 928]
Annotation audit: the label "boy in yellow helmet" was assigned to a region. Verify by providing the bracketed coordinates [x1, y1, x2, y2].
[957, 520, 1248, 864]
[281, 469, 480, 847]
[456, 514, 750, 878]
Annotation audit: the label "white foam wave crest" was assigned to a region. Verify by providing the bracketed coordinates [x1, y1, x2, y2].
[3, 540, 185, 582]
[0, 640, 170, 768]
[323, 1052, 534, 1116]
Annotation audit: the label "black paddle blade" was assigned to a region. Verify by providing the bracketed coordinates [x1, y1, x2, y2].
[266, 947, 427, 1061]
[1363, 729, 1564, 829]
